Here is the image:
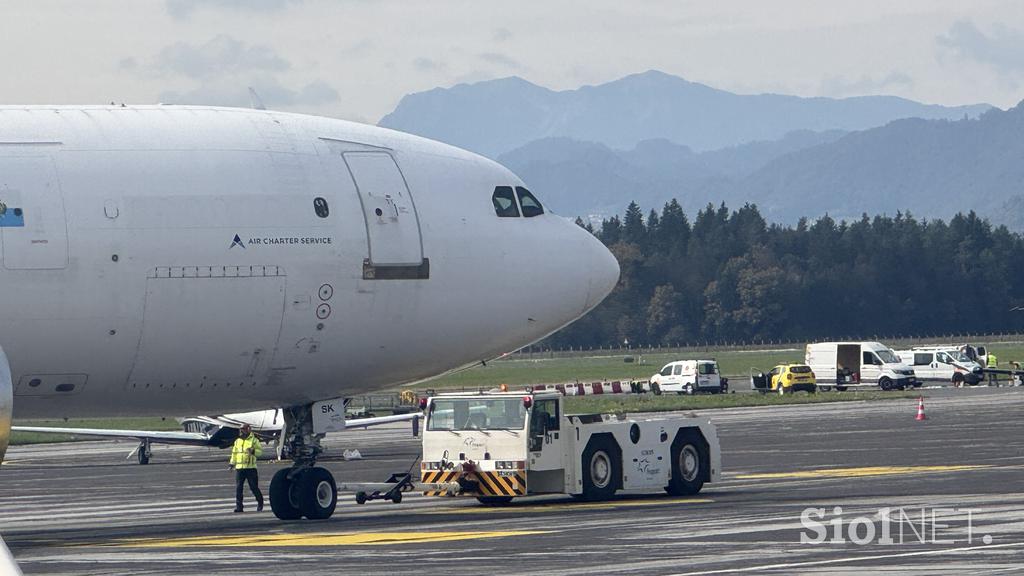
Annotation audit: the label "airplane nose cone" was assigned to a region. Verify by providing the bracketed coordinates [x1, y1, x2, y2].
[584, 232, 620, 312]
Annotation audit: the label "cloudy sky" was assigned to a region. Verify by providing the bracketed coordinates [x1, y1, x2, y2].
[2, 0, 1023, 123]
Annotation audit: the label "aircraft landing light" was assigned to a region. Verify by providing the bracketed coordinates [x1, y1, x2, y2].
[734, 465, 991, 480]
[106, 530, 552, 548]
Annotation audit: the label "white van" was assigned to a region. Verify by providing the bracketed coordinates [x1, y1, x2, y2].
[805, 342, 918, 391]
[650, 360, 726, 395]
[896, 347, 983, 386]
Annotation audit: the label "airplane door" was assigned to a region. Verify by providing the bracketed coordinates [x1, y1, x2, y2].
[342, 152, 427, 279]
[0, 156, 68, 270]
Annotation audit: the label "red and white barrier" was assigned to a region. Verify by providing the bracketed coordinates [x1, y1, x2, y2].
[532, 380, 653, 396]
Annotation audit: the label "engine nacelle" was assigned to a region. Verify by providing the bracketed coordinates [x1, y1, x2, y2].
[0, 347, 12, 463]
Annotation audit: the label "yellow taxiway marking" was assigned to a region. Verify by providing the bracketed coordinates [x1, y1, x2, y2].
[424, 497, 712, 514]
[110, 530, 551, 548]
[735, 465, 990, 480]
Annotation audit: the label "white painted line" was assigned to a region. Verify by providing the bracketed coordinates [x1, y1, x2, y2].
[668, 541, 1024, 575]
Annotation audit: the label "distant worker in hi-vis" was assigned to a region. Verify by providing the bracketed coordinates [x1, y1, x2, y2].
[987, 352, 998, 386]
[229, 424, 264, 512]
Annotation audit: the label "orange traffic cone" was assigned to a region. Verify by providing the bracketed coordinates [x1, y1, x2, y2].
[915, 396, 927, 421]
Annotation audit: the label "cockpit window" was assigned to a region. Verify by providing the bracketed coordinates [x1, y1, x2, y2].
[492, 186, 520, 217]
[516, 187, 544, 217]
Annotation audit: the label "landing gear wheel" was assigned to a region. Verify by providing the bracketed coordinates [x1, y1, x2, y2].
[270, 468, 303, 520]
[581, 437, 619, 501]
[476, 496, 513, 506]
[666, 430, 709, 496]
[879, 377, 893, 391]
[297, 467, 337, 520]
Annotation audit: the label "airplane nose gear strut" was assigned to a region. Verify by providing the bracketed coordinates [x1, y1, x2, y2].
[269, 403, 338, 520]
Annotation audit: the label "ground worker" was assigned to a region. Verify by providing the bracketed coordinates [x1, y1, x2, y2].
[229, 424, 264, 513]
[987, 352, 999, 386]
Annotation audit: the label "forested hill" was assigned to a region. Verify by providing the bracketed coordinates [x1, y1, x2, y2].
[737, 101, 1024, 226]
[548, 202, 1024, 349]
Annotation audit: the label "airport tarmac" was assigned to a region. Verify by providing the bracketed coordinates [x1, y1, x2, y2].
[2, 387, 1023, 575]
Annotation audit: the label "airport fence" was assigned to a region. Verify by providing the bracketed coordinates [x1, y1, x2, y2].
[507, 332, 1024, 361]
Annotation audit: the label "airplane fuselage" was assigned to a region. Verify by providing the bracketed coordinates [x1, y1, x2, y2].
[0, 106, 617, 419]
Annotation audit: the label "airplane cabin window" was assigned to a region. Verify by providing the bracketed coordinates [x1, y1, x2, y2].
[515, 187, 544, 217]
[492, 186, 520, 217]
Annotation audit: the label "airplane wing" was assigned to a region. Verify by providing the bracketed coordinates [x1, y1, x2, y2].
[12, 410, 421, 464]
[345, 412, 420, 430]
[11, 426, 211, 445]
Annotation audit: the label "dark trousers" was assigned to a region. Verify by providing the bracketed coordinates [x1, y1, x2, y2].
[235, 468, 264, 510]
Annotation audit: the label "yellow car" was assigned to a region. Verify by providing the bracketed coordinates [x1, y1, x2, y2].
[769, 364, 817, 395]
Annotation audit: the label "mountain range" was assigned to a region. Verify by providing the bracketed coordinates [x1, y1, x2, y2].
[379, 71, 1024, 228]
[379, 70, 989, 158]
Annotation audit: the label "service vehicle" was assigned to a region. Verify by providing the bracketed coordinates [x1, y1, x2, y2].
[649, 360, 727, 395]
[805, 342, 917, 391]
[751, 363, 817, 394]
[418, 390, 721, 503]
[896, 347, 983, 386]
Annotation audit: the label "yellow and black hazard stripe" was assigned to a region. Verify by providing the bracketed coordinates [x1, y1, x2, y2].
[474, 470, 527, 497]
[421, 470, 459, 496]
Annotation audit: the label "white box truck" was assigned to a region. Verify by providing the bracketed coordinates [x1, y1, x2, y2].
[805, 341, 918, 391]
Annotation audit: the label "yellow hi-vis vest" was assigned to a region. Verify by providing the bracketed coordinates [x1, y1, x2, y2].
[230, 435, 262, 469]
[988, 353, 997, 368]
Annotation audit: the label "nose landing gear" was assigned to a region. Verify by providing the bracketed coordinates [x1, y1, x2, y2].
[269, 404, 339, 520]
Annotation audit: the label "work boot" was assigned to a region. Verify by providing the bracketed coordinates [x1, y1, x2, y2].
[257, 502, 264, 512]
[233, 507, 243, 513]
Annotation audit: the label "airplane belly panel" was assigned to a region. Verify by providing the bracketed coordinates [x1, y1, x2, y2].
[127, 266, 286, 391]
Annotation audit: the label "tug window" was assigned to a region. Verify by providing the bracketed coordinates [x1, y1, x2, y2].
[492, 186, 520, 217]
[515, 187, 544, 217]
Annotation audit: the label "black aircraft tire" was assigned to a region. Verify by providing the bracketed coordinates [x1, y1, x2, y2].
[298, 467, 338, 520]
[270, 468, 303, 520]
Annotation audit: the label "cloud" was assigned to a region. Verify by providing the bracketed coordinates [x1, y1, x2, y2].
[412, 57, 445, 72]
[159, 76, 339, 108]
[492, 27, 512, 42]
[166, 0, 304, 19]
[154, 35, 289, 80]
[937, 20, 1024, 75]
[820, 72, 913, 97]
[479, 52, 521, 70]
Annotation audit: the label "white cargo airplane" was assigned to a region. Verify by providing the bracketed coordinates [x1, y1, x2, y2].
[0, 104, 619, 521]
[13, 407, 420, 464]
